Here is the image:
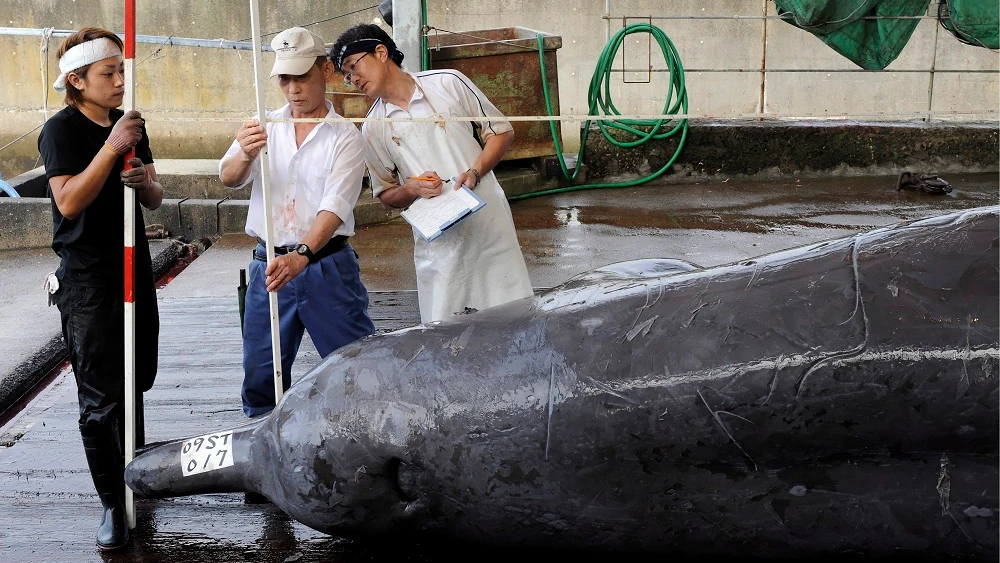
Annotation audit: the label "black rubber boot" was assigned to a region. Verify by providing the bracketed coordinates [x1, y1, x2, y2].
[80, 423, 130, 551]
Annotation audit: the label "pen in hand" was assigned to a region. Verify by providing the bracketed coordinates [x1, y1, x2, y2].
[407, 176, 453, 183]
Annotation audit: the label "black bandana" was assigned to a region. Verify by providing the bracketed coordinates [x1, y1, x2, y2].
[335, 38, 404, 70]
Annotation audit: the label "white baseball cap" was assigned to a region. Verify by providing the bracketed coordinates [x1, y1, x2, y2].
[270, 27, 328, 78]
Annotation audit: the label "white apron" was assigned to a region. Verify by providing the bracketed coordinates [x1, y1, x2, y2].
[378, 89, 533, 324]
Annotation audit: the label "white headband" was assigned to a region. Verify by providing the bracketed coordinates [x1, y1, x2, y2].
[53, 37, 122, 93]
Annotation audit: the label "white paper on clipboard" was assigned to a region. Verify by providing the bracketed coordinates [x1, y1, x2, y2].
[400, 186, 486, 242]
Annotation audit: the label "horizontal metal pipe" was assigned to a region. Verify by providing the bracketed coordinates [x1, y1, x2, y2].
[615, 68, 998, 74]
[12, 110, 991, 123]
[606, 13, 957, 21]
[0, 27, 267, 51]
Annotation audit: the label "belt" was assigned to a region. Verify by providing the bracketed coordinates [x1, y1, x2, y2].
[254, 235, 349, 263]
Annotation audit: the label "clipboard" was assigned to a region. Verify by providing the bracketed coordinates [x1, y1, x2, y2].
[400, 186, 486, 242]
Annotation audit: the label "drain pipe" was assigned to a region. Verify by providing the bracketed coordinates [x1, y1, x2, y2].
[386, 0, 424, 73]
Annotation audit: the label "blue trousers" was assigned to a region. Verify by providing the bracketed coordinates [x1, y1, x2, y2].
[241, 242, 375, 417]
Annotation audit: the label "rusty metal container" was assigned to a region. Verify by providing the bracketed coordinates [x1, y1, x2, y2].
[328, 27, 563, 162]
[328, 86, 374, 127]
[427, 26, 562, 161]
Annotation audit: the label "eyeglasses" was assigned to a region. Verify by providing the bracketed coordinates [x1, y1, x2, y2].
[341, 52, 371, 85]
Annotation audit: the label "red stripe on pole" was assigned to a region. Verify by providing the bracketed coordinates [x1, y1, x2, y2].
[124, 0, 135, 58]
[124, 246, 135, 303]
[123, 0, 135, 295]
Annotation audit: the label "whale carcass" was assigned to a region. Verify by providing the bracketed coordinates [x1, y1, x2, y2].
[126, 206, 999, 558]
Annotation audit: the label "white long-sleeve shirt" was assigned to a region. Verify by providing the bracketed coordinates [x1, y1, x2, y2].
[220, 100, 366, 247]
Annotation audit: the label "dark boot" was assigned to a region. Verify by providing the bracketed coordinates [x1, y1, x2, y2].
[80, 423, 130, 551]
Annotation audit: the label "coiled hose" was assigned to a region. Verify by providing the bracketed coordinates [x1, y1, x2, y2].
[508, 23, 689, 201]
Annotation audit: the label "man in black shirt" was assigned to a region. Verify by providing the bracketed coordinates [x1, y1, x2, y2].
[37, 27, 163, 551]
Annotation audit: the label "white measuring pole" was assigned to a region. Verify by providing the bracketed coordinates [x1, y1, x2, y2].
[248, 0, 284, 405]
[122, 0, 137, 530]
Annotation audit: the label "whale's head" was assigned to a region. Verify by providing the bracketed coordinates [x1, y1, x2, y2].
[260, 338, 433, 536]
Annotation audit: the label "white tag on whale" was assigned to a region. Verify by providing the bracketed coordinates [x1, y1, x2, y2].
[180, 431, 234, 476]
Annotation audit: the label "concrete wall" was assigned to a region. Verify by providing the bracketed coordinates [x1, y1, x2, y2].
[1, 1, 997, 180]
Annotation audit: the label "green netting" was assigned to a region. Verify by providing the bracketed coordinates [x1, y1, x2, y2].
[938, 0, 999, 49]
[774, 0, 928, 70]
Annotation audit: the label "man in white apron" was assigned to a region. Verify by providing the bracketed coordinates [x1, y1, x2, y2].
[332, 24, 533, 324]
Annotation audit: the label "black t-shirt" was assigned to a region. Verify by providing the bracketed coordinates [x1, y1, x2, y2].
[38, 106, 154, 287]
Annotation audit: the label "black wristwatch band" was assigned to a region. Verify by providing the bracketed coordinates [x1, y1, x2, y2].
[295, 243, 314, 260]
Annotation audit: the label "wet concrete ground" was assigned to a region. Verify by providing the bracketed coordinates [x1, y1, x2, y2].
[0, 173, 996, 562]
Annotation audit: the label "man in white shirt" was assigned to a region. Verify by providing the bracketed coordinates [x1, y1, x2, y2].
[332, 24, 533, 324]
[219, 27, 375, 418]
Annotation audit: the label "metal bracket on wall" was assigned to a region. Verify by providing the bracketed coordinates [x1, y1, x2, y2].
[621, 15, 652, 84]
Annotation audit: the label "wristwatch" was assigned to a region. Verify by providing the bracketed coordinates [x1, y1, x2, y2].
[467, 167, 481, 185]
[294, 243, 314, 260]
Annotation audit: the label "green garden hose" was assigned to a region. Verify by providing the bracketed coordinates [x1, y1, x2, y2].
[508, 23, 689, 201]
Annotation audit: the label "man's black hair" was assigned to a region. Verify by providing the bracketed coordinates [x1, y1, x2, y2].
[330, 24, 403, 71]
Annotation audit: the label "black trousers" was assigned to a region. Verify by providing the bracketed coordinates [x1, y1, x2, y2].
[56, 280, 159, 426]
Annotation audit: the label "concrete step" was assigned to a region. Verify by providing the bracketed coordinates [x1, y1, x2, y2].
[154, 159, 248, 200]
